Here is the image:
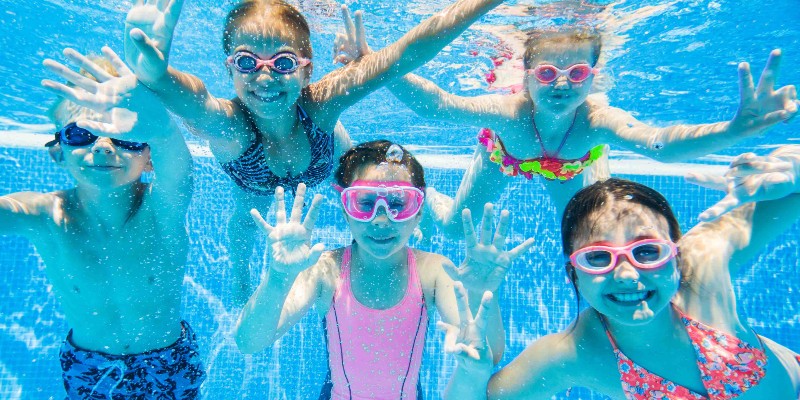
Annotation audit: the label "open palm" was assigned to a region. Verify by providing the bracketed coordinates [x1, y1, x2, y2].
[124, 0, 184, 84]
[250, 183, 326, 276]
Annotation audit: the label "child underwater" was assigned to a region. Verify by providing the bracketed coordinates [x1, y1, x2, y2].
[235, 140, 534, 399]
[122, 0, 510, 304]
[335, 13, 800, 239]
[0, 47, 205, 398]
[443, 146, 800, 399]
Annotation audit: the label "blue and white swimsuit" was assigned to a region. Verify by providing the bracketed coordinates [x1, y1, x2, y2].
[220, 105, 335, 195]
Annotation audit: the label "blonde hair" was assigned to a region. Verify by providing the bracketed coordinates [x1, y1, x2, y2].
[47, 56, 119, 129]
[522, 28, 602, 69]
[222, 0, 312, 59]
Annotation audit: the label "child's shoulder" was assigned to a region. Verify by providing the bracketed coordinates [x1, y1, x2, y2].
[2, 190, 67, 218]
[410, 248, 451, 270]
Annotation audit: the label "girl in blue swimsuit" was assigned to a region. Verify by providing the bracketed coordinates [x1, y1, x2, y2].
[122, 0, 506, 304]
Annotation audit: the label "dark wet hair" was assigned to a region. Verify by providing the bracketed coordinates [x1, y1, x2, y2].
[560, 178, 682, 318]
[222, 0, 313, 59]
[334, 140, 426, 190]
[522, 28, 602, 69]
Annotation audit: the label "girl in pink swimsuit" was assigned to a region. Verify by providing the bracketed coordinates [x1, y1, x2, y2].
[442, 145, 800, 399]
[235, 140, 534, 399]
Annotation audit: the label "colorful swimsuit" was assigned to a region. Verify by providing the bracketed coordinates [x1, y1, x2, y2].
[321, 246, 428, 400]
[220, 105, 335, 196]
[59, 320, 205, 399]
[600, 309, 767, 400]
[478, 128, 604, 181]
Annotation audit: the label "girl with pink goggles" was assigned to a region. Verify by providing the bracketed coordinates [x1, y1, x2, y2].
[335, 180, 425, 222]
[569, 238, 678, 275]
[528, 63, 599, 84]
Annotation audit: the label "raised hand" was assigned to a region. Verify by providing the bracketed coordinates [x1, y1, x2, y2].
[730, 50, 799, 135]
[250, 183, 326, 276]
[437, 282, 494, 370]
[124, 0, 184, 85]
[333, 5, 372, 65]
[446, 203, 535, 294]
[686, 151, 798, 221]
[41, 46, 168, 141]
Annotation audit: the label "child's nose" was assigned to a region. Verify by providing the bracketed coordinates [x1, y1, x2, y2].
[613, 255, 641, 284]
[91, 138, 115, 154]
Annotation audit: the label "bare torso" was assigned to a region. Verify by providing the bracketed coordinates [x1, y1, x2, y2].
[26, 188, 188, 354]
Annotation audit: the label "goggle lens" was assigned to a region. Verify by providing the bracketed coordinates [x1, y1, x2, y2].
[340, 183, 424, 222]
[229, 51, 306, 74]
[570, 240, 677, 274]
[532, 64, 595, 84]
[50, 123, 147, 151]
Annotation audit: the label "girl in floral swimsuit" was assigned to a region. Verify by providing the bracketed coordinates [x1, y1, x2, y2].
[337, 14, 799, 239]
[441, 145, 800, 399]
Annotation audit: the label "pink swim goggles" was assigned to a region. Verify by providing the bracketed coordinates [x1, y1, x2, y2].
[335, 180, 425, 222]
[569, 238, 678, 275]
[528, 63, 598, 84]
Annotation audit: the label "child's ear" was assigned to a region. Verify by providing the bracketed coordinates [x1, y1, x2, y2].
[144, 159, 154, 173]
[48, 145, 64, 165]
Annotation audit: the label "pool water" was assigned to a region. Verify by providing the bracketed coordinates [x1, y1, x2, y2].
[1, 0, 799, 399]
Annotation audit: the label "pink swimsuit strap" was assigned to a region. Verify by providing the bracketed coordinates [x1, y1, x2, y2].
[598, 307, 768, 400]
[324, 246, 428, 400]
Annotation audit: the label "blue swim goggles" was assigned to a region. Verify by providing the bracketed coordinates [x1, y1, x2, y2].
[45, 123, 148, 152]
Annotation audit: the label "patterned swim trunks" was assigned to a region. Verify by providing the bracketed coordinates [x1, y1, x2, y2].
[59, 320, 205, 399]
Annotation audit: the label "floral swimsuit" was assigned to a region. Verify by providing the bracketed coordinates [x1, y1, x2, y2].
[477, 128, 604, 181]
[600, 309, 768, 400]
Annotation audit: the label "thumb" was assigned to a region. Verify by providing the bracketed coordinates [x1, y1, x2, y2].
[130, 28, 164, 62]
[699, 194, 740, 222]
[685, 172, 727, 191]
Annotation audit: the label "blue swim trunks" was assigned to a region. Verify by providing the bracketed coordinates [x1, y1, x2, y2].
[59, 320, 205, 399]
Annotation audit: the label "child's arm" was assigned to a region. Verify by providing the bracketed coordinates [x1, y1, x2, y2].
[441, 285, 573, 399]
[684, 145, 800, 274]
[595, 50, 798, 162]
[123, 0, 244, 149]
[0, 193, 52, 238]
[235, 184, 328, 354]
[332, 7, 510, 128]
[309, 0, 505, 126]
[444, 203, 536, 362]
[41, 47, 193, 206]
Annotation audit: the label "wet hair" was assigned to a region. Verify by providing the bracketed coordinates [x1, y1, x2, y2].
[334, 140, 426, 190]
[222, 0, 313, 59]
[522, 28, 602, 69]
[47, 56, 119, 129]
[560, 178, 682, 319]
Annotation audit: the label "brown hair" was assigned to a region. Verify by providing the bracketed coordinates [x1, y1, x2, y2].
[560, 178, 682, 318]
[222, 0, 312, 59]
[335, 140, 426, 190]
[522, 28, 602, 69]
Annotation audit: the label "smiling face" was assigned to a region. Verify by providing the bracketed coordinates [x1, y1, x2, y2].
[228, 28, 311, 119]
[525, 41, 596, 113]
[343, 164, 422, 260]
[570, 199, 681, 325]
[50, 108, 151, 190]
